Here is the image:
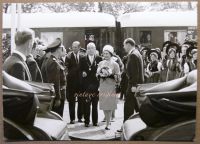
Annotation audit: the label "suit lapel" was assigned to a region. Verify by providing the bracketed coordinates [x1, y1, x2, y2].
[72, 52, 80, 64]
[88, 55, 96, 66]
[87, 55, 92, 65]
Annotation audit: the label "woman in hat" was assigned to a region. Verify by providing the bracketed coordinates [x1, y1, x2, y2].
[183, 46, 197, 75]
[179, 44, 190, 77]
[146, 49, 162, 83]
[96, 45, 120, 130]
[140, 47, 150, 83]
[160, 41, 171, 82]
[165, 43, 182, 81]
[140, 47, 150, 68]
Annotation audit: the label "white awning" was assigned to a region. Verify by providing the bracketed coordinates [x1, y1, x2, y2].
[3, 12, 116, 28]
[117, 11, 197, 27]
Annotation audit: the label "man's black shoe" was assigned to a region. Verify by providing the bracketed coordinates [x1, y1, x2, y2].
[70, 120, 75, 124]
[117, 129, 122, 132]
[93, 123, 99, 126]
[78, 119, 83, 123]
[110, 119, 115, 122]
[102, 118, 106, 122]
[85, 124, 89, 127]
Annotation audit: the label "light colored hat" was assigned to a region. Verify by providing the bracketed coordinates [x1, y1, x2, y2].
[168, 48, 176, 55]
[103, 45, 114, 55]
[44, 38, 61, 52]
[148, 49, 161, 60]
[191, 49, 197, 55]
[150, 52, 159, 59]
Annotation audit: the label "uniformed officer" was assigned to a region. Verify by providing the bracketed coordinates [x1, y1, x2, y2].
[41, 38, 66, 117]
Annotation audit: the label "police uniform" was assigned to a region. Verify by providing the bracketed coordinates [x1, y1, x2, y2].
[41, 39, 66, 117]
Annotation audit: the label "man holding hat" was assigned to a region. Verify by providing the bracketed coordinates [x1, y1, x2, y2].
[123, 38, 144, 123]
[3, 28, 35, 81]
[41, 38, 67, 117]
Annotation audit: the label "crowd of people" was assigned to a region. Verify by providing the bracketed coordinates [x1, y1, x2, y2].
[3, 28, 198, 131]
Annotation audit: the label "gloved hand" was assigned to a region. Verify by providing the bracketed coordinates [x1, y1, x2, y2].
[82, 71, 87, 77]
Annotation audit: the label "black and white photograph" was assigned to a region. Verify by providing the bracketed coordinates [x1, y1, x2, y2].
[2, 1, 198, 142]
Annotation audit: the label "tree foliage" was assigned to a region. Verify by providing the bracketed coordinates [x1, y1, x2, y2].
[3, 2, 197, 15]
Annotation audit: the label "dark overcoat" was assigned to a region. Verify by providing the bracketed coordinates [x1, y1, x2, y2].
[3, 52, 32, 81]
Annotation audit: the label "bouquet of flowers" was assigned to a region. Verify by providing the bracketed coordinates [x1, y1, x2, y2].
[98, 66, 113, 79]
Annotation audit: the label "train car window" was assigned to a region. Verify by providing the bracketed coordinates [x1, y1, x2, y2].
[140, 31, 152, 47]
[164, 30, 187, 44]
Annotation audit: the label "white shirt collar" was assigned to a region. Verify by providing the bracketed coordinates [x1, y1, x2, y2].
[88, 55, 94, 63]
[128, 48, 135, 55]
[13, 50, 26, 61]
[73, 51, 79, 63]
[73, 51, 79, 56]
[88, 55, 94, 58]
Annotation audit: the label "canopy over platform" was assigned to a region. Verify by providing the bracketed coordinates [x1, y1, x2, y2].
[3, 12, 116, 28]
[117, 11, 197, 27]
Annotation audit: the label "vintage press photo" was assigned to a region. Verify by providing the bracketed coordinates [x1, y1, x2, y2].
[1, 1, 198, 142]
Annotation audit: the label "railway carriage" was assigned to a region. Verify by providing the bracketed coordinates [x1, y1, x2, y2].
[3, 12, 116, 53]
[3, 11, 197, 56]
[117, 11, 197, 50]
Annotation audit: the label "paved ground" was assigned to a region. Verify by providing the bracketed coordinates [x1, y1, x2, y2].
[62, 95, 124, 140]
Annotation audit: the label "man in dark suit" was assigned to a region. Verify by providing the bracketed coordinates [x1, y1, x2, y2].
[41, 38, 66, 117]
[65, 41, 84, 124]
[123, 38, 144, 122]
[3, 28, 35, 81]
[26, 39, 47, 82]
[26, 53, 43, 82]
[79, 42, 102, 127]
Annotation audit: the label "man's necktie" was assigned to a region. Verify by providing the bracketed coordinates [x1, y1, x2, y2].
[75, 54, 78, 64]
